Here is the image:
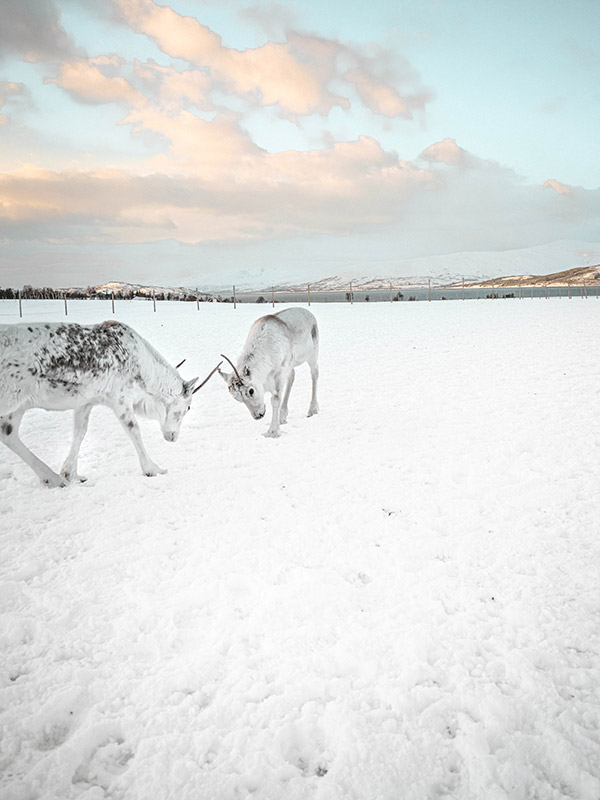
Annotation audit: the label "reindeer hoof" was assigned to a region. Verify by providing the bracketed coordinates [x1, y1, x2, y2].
[43, 473, 69, 489]
[61, 470, 87, 483]
[264, 430, 281, 439]
[307, 405, 319, 417]
[144, 465, 167, 476]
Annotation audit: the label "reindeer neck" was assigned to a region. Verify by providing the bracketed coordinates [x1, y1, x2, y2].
[138, 340, 182, 397]
[240, 323, 284, 383]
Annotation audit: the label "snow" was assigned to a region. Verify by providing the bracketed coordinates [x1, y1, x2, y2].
[195, 239, 600, 289]
[1, 297, 599, 800]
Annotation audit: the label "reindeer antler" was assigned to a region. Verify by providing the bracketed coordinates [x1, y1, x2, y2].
[192, 361, 223, 394]
[220, 353, 242, 383]
[175, 359, 186, 369]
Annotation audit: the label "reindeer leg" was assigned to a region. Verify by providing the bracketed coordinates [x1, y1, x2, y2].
[61, 404, 93, 482]
[0, 410, 68, 488]
[265, 378, 284, 438]
[307, 360, 319, 417]
[280, 369, 295, 424]
[112, 403, 167, 477]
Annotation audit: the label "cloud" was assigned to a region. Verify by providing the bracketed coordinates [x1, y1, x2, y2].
[543, 179, 572, 196]
[120, 109, 263, 176]
[346, 69, 412, 118]
[0, 82, 28, 126]
[236, 1, 300, 39]
[420, 138, 471, 167]
[0, 134, 435, 245]
[110, 0, 430, 120]
[133, 60, 213, 112]
[0, 0, 76, 62]
[46, 58, 146, 106]
[217, 34, 349, 116]
[2, 1, 597, 282]
[113, 0, 222, 62]
[345, 45, 433, 119]
[3, 136, 598, 256]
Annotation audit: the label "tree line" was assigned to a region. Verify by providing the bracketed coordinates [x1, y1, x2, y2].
[0, 286, 232, 302]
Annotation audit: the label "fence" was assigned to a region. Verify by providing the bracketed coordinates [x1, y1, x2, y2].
[231, 283, 599, 305]
[5, 282, 599, 318]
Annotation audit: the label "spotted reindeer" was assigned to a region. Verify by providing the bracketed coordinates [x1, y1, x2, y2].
[0, 320, 221, 487]
[219, 307, 319, 438]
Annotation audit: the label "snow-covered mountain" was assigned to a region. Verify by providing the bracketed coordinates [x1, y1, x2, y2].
[63, 282, 216, 299]
[55, 240, 600, 294]
[276, 241, 600, 291]
[461, 264, 600, 288]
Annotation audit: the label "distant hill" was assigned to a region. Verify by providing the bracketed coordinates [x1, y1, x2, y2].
[21, 239, 597, 296]
[195, 240, 600, 291]
[459, 265, 600, 289]
[61, 281, 218, 300]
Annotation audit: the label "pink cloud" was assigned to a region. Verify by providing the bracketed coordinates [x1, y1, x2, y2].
[111, 0, 429, 120]
[2, 136, 599, 254]
[543, 179, 572, 196]
[120, 109, 263, 177]
[0, 132, 438, 244]
[46, 59, 145, 106]
[0, 82, 27, 126]
[420, 138, 470, 167]
[114, 0, 222, 63]
[133, 61, 213, 112]
[217, 37, 348, 116]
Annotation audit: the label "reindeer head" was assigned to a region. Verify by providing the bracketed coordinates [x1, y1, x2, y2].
[161, 360, 223, 442]
[219, 355, 266, 420]
[161, 378, 198, 442]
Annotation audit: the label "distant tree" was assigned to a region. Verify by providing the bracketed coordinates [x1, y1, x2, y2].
[256, 296, 266, 303]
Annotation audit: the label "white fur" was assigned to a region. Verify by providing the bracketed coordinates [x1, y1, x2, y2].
[220, 308, 319, 438]
[0, 320, 199, 486]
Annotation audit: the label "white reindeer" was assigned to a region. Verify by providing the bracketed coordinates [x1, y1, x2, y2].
[219, 307, 319, 438]
[0, 320, 221, 487]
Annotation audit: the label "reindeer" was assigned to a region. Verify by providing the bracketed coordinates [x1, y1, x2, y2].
[0, 320, 221, 487]
[219, 307, 319, 438]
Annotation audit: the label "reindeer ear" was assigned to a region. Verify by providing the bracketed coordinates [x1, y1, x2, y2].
[183, 378, 198, 395]
[218, 369, 232, 384]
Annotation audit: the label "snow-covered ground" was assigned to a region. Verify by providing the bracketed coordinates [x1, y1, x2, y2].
[1, 298, 599, 800]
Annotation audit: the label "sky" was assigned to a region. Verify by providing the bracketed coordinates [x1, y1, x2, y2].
[0, 0, 599, 287]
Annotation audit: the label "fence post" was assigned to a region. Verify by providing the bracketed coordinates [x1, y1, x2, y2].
[350, 282, 353, 304]
[233, 285, 237, 309]
[307, 284, 311, 306]
[271, 287, 274, 307]
[462, 277, 465, 301]
[112, 291, 115, 314]
[196, 288, 200, 310]
[428, 278, 431, 302]
[389, 282, 393, 302]
[64, 292, 68, 316]
[18, 289, 22, 318]
[152, 289, 156, 312]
